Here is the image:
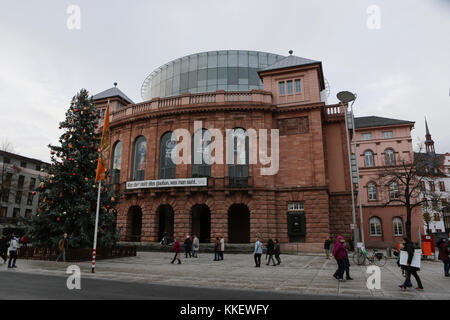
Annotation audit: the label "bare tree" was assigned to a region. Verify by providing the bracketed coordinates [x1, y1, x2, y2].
[376, 144, 442, 239]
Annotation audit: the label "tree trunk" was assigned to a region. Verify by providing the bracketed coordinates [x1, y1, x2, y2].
[406, 206, 412, 240]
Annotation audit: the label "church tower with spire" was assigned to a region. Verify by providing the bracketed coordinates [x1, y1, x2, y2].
[424, 117, 435, 154]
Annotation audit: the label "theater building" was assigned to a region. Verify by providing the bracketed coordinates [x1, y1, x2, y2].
[93, 50, 355, 252]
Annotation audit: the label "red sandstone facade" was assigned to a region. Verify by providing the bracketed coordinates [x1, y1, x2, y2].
[93, 54, 354, 252]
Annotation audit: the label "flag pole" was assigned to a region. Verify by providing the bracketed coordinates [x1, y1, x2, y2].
[92, 179, 101, 273]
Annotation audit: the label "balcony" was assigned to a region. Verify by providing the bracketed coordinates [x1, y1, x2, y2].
[111, 90, 273, 122]
[324, 104, 345, 122]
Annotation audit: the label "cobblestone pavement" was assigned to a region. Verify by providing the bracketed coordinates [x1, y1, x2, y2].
[2, 252, 449, 299]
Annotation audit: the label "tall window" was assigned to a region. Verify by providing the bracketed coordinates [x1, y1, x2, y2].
[368, 183, 377, 201]
[27, 192, 34, 206]
[132, 136, 147, 181]
[393, 217, 403, 236]
[364, 150, 374, 167]
[29, 177, 36, 190]
[439, 181, 446, 192]
[112, 141, 123, 184]
[278, 81, 285, 95]
[295, 79, 302, 92]
[159, 132, 176, 179]
[390, 181, 399, 200]
[18, 175, 25, 189]
[15, 191, 22, 204]
[192, 129, 211, 177]
[286, 80, 293, 94]
[13, 208, 20, 218]
[429, 181, 435, 192]
[228, 128, 249, 187]
[385, 149, 395, 165]
[369, 217, 382, 236]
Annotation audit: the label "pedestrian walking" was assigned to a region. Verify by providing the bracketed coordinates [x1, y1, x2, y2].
[184, 235, 192, 258]
[0, 235, 8, 263]
[266, 239, 277, 266]
[324, 238, 331, 259]
[254, 237, 263, 267]
[192, 235, 199, 258]
[333, 238, 353, 280]
[171, 238, 181, 264]
[274, 239, 281, 265]
[214, 237, 220, 261]
[7, 234, 19, 268]
[332, 235, 347, 281]
[190, 234, 195, 257]
[437, 238, 449, 277]
[219, 236, 225, 260]
[399, 237, 424, 291]
[56, 233, 69, 263]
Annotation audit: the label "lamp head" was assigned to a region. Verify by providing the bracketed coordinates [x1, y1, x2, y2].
[337, 91, 357, 104]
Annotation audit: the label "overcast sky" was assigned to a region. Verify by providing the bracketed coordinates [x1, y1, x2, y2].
[1, 0, 449, 162]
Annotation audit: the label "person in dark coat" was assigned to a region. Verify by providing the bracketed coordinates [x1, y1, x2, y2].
[274, 239, 281, 265]
[399, 237, 423, 290]
[324, 239, 331, 259]
[438, 238, 450, 277]
[0, 235, 8, 263]
[266, 239, 277, 266]
[56, 233, 69, 263]
[214, 237, 220, 261]
[184, 235, 192, 258]
[171, 238, 181, 264]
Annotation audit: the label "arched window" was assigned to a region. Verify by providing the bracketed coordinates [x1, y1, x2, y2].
[227, 128, 249, 187]
[132, 136, 147, 181]
[385, 149, 395, 165]
[393, 217, 403, 236]
[369, 217, 382, 236]
[389, 181, 399, 200]
[111, 141, 123, 184]
[367, 182, 377, 201]
[192, 128, 211, 177]
[364, 150, 374, 167]
[159, 132, 176, 179]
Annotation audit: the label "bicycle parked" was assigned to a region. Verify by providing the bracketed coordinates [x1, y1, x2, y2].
[353, 247, 387, 267]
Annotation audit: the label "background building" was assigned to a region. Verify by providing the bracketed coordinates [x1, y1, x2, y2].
[416, 119, 450, 234]
[353, 116, 423, 248]
[94, 50, 355, 252]
[0, 150, 48, 235]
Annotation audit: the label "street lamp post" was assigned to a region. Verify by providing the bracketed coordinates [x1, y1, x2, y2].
[337, 91, 365, 245]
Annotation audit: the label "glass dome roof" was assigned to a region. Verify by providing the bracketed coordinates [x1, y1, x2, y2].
[141, 50, 285, 101]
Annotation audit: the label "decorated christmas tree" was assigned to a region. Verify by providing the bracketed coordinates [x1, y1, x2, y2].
[30, 89, 121, 248]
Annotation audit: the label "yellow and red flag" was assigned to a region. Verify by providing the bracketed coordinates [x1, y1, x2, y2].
[95, 102, 111, 182]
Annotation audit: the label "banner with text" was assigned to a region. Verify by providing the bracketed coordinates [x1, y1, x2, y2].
[126, 178, 207, 189]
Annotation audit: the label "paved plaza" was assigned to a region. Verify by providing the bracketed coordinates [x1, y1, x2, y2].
[2, 251, 449, 299]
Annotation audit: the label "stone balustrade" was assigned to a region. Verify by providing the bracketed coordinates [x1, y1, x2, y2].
[111, 90, 273, 122]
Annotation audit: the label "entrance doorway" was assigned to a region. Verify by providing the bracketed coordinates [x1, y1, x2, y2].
[191, 204, 211, 243]
[228, 204, 250, 243]
[128, 206, 142, 242]
[157, 204, 174, 242]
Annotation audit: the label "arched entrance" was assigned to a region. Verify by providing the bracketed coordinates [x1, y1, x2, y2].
[191, 204, 211, 243]
[127, 206, 142, 242]
[157, 204, 174, 242]
[228, 203, 250, 243]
